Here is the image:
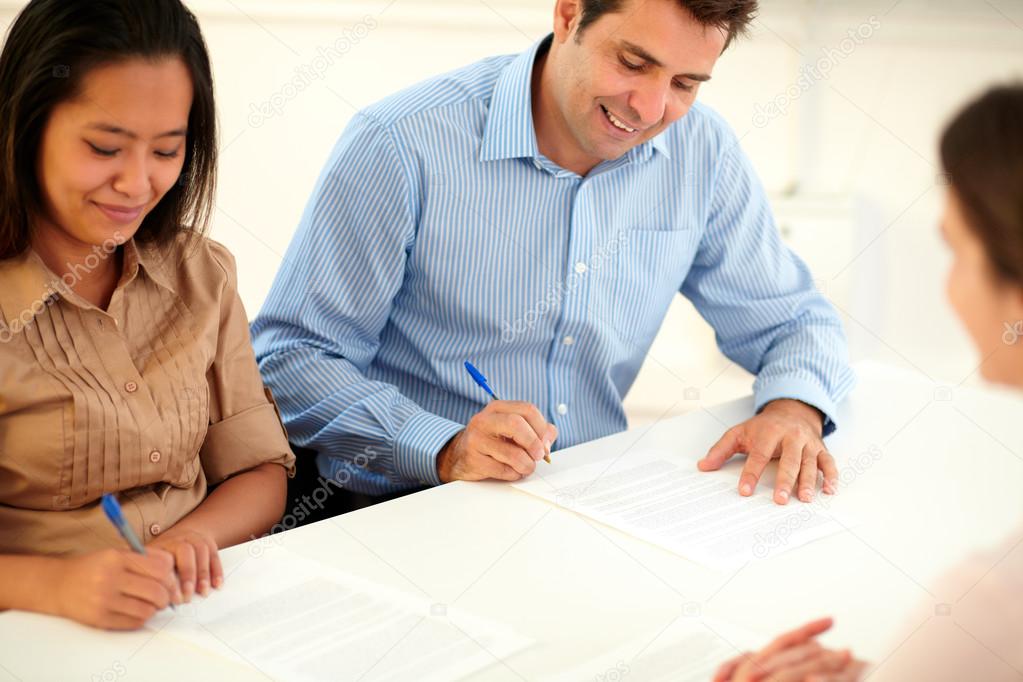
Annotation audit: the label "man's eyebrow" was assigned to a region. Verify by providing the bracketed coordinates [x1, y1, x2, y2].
[619, 40, 713, 82]
[87, 123, 187, 139]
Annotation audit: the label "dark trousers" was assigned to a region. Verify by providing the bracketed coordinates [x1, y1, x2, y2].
[277, 446, 426, 530]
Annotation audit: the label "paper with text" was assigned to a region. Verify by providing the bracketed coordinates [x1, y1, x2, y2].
[514, 449, 850, 570]
[150, 545, 532, 682]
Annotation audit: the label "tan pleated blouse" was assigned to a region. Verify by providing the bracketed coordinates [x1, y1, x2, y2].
[0, 235, 295, 556]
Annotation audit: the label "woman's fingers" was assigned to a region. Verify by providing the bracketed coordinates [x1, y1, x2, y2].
[209, 543, 225, 590]
[108, 593, 159, 624]
[754, 641, 824, 677]
[118, 572, 171, 612]
[760, 618, 834, 657]
[172, 542, 197, 601]
[193, 540, 211, 597]
[713, 652, 751, 681]
[767, 648, 852, 682]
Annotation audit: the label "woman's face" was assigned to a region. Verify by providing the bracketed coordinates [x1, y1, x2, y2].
[942, 190, 1023, 387]
[35, 57, 193, 251]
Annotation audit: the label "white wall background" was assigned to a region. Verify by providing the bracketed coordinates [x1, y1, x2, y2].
[2, 0, 1022, 427]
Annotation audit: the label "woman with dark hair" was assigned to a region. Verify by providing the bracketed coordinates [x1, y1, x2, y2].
[0, 0, 294, 630]
[714, 85, 1023, 681]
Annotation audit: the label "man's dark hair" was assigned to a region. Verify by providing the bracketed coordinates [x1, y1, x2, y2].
[576, 0, 759, 51]
[0, 0, 218, 260]
[941, 84, 1023, 285]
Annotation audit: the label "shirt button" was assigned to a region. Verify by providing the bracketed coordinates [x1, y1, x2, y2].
[557, 403, 569, 415]
[124, 381, 138, 393]
[149, 450, 162, 463]
[150, 523, 162, 536]
[574, 261, 588, 274]
[562, 336, 575, 346]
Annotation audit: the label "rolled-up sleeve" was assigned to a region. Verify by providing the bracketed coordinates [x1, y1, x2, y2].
[200, 244, 296, 484]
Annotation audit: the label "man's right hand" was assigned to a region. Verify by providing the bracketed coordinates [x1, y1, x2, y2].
[436, 401, 558, 482]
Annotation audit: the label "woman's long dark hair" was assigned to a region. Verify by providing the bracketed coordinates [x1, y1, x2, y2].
[0, 0, 218, 260]
[941, 85, 1023, 284]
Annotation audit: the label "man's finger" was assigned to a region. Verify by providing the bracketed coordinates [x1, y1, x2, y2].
[798, 445, 821, 503]
[818, 450, 839, 495]
[544, 424, 558, 461]
[483, 436, 535, 475]
[491, 413, 546, 462]
[738, 443, 776, 497]
[505, 402, 556, 454]
[477, 452, 522, 481]
[773, 437, 803, 504]
[699, 426, 742, 471]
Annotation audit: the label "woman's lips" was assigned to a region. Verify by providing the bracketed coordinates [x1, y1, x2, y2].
[93, 201, 145, 224]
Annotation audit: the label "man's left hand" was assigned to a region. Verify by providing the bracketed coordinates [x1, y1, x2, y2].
[697, 399, 837, 504]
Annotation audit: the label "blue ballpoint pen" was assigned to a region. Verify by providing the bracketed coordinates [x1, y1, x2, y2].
[463, 361, 551, 463]
[101, 493, 177, 610]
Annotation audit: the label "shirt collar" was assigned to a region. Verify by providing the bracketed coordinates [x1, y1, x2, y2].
[0, 249, 59, 331]
[132, 239, 177, 295]
[480, 33, 672, 164]
[0, 239, 176, 331]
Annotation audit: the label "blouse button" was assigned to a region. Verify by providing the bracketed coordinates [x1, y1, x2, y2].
[124, 381, 138, 393]
[150, 523, 162, 536]
[149, 450, 162, 463]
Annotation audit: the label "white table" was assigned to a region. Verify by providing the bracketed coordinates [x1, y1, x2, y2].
[2, 362, 1021, 681]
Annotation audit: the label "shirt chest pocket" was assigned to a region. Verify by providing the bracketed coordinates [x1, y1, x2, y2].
[591, 227, 702, 346]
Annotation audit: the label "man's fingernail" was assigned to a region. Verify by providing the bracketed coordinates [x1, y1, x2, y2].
[198, 579, 210, 597]
[799, 488, 812, 502]
[740, 483, 752, 496]
[213, 576, 223, 589]
[777, 490, 789, 502]
[183, 581, 195, 600]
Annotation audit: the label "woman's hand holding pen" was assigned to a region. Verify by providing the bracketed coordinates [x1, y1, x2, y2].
[49, 548, 181, 630]
[437, 401, 558, 482]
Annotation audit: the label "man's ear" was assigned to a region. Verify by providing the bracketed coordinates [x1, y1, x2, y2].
[552, 0, 583, 44]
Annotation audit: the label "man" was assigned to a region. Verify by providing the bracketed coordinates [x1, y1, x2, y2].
[251, 0, 855, 510]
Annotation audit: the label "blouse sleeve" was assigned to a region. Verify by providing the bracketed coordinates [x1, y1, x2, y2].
[199, 242, 296, 484]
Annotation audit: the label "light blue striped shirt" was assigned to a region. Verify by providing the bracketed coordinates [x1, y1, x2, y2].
[251, 36, 855, 495]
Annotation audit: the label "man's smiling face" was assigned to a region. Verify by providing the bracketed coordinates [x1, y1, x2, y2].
[543, 0, 727, 169]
